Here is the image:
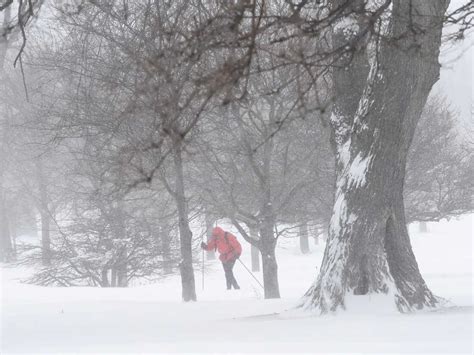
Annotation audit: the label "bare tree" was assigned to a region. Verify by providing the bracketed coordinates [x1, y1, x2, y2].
[302, 0, 450, 313]
[405, 97, 474, 223]
[194, 58, 332, 298]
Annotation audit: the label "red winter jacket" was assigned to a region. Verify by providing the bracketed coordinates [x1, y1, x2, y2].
[204, 227, 242, 262]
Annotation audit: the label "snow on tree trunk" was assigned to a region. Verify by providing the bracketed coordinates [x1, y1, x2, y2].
[303, 0, 449, 313]
[173, 143, 197, 302]
[299, 222, 310, 254]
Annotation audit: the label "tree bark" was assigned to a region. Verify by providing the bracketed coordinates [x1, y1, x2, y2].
[303, 0, 449, 313]
[260, 241, 280, 299]
[259, 204, 280, 299]
[299, 222, 310, 254]
[111, 268, 117, 287]
[259, 102, 280, 299]
[116, 255, 128, 287]
[173, 143, 197, 302]
[249, 226, 260, 272]
[101, 268, 110, 287]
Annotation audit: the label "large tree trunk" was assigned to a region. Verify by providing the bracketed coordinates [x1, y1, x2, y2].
[303, 0, 448, 313]
[173, 143, 197, 302]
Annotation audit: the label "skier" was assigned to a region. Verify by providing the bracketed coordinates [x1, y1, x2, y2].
[201, 226, 242, 290]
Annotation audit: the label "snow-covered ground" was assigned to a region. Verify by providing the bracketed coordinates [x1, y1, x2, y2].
[1, 215, 473, 354]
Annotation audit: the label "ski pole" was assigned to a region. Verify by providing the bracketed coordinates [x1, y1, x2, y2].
[236, 258, 264, 289]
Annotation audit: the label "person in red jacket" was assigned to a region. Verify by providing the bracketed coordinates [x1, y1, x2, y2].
[201, 226, 242, 290]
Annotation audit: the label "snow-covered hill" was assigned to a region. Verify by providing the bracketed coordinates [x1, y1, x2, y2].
[1, 215, 472, 353]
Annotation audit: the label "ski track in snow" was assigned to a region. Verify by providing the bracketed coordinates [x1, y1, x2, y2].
[1, 215, 473, 354]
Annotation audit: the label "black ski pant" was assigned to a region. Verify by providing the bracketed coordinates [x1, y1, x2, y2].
[222, 258, 240, 290]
